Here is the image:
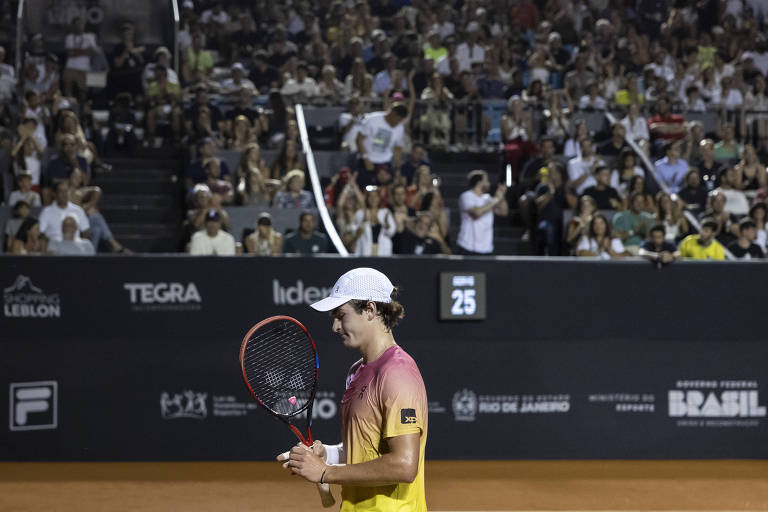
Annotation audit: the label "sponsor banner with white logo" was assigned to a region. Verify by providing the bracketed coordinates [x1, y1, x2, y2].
[3, 275, 61, 319]
[124, 282, 202, 312]
[1, 256, 767, 460]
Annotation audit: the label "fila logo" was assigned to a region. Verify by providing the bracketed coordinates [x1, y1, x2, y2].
[9, 381, 58, 431]
[400, 408, 417, 424]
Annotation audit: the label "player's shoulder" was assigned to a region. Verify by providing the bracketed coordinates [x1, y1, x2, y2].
[379, 346, 422, 379]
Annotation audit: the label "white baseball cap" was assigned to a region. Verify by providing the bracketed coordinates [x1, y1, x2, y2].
[310, 268, 394, 312]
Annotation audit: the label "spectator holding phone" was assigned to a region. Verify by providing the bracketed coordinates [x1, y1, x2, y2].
[456, 170, 508, 255]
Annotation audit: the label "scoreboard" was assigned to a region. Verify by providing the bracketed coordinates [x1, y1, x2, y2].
[438, 272, 487, 320]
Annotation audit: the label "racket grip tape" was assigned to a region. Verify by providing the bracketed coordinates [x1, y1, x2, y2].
[317, 482, 335, 508]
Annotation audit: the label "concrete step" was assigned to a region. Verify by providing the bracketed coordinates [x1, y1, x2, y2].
[107, 194, 172, 208]
[115, 233, 180, 253]
[101, 205, 180, 224]
[93, 178, 179, 195]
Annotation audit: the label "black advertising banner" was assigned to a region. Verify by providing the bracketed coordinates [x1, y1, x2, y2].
[1, 256, 767, 461]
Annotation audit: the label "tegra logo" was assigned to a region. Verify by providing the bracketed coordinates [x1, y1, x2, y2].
[124, 282, 201, 311]
[273, 279, 332, 306]
[9, 381, 58, 431]
[3, 275, 61, 318]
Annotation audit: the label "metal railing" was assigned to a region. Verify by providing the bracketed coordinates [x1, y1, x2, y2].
[15, 0, 24, 75]
[171, 0, 180, 75]
[295, 104, 349, 256]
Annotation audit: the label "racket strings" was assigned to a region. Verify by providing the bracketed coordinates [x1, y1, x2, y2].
[242, 320, 317, 417]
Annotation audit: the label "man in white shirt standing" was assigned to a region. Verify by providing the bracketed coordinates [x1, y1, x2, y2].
[189, 209, 236, 255]
[39, 181, 91, 242]
[356, 102, 407, 186]
[457, 170, 508, 255]
[63, 16, 98, 98]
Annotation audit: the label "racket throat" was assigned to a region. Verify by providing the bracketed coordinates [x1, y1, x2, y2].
[290, 424, 314, 446]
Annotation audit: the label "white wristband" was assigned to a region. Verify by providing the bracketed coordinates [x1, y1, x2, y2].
[323, 443, 341, 465]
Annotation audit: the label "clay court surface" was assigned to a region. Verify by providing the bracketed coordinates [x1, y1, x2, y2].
[1, 460, 767, 511]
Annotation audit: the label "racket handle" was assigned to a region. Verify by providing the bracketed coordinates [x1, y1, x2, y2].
[317, 482, 335, 508]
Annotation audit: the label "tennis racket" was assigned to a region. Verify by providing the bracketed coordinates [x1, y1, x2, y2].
[239, 315, 335, 508]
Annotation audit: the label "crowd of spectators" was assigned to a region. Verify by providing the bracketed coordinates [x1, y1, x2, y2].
[2, 0, 768, 260]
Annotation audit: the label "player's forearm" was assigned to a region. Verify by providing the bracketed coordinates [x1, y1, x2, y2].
[323, 453, 417, 486]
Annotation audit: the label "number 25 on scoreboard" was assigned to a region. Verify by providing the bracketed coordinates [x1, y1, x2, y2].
[439, 273, 487, 320]
[450, 288, 476, 315]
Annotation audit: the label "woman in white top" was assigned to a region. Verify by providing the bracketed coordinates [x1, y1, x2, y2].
[563, 119, 589, 160]
[612, 148, 645, 196]
[696, 66, 719, 105]
[712, 76, 743, 111]
[543, 90, 572, 146]
[317, 64, 344, 102]
[620, 103, 650, 147]
[12, 131, 43, 191]
[343, 58, 373, 98]
[577, 82, 607, 110]
[335, 183, 365, 252]
[245, 213, 283, 255]
[63, 17, 99, 98]
[576, 214, 627, 260]
[655, 191, 689, 242]
[352, 188, 396, 256]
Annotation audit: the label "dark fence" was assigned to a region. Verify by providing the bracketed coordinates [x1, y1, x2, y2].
[2, 256, 767, 461]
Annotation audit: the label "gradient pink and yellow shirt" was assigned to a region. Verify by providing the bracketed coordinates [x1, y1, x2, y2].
[340, 345, 428, 511]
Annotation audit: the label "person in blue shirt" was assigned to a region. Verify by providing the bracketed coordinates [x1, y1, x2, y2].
[654, 141, 688, 194]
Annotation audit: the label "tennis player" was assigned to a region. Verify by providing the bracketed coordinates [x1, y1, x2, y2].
[279, 267, 428, 511]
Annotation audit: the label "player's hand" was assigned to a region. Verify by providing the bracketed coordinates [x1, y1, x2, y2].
[288, 444, 327, 483]
[311, 440, 327, 462]
[276, 442, 314, 469]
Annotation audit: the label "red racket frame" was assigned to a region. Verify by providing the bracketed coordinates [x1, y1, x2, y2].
[239, 315, 320, 446]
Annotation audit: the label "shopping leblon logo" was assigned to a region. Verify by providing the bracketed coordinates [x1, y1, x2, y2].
[3, 275, 61, 318]
[668, 379, 767, 428]
[124, 282, 202, 312]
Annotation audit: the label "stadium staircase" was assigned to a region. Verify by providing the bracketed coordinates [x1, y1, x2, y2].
[92, 148, 183, 253]
[430, 151, 532, 256]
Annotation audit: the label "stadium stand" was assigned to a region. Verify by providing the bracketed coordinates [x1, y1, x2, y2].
[1, 0, 767, 260]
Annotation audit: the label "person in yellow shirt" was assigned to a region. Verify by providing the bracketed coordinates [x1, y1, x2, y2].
[146, 65, 182, 140]
[678, 218, 726, 260]
[182, 32, 213, 83]
[423, 31, 447, 64]
[281, 268, 428, 512]
[614, 73, 644, 106]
